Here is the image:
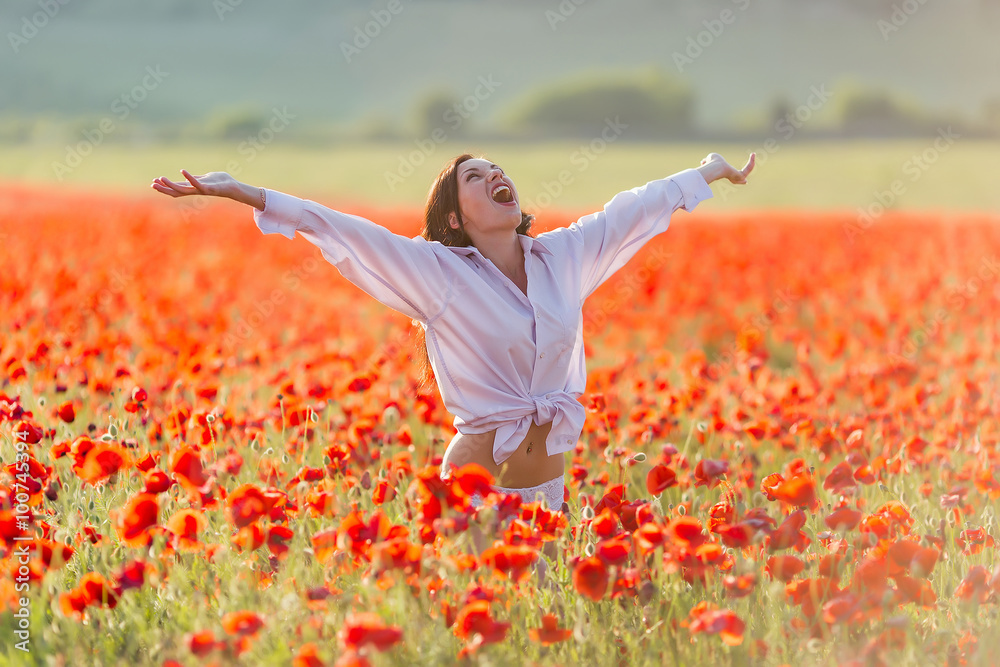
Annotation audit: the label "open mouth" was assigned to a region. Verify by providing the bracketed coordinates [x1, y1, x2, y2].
[491, 184, 514, 204]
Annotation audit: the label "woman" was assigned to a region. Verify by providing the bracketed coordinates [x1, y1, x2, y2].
[150, 151, 755, 515]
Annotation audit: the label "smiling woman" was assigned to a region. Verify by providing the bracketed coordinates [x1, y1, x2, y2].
[149, 150, 755, 514]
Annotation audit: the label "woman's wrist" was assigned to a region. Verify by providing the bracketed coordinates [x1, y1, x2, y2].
[695, 162, 722, 185]
[233, 182, 266, 210]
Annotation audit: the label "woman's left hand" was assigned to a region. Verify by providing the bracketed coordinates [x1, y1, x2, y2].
[697, 152, 756, 185]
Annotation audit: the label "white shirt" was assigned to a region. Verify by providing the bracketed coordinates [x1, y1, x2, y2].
[253, 168, 713, 465]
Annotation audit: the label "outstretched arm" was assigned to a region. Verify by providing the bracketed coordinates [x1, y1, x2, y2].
[537, 152, 755, 303]
[151, 171, 454, 323]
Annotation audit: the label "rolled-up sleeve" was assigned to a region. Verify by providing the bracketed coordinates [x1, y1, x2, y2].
[254, 189, 450, 323]
[564, 168, 713, 301]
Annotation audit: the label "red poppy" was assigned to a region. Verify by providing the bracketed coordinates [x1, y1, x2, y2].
[954, 566, 992, 604]
[822, 595, 860, 625]
[766, 461, 818, 509]
[232, 523, 265, 552]
[166, 508, 206, 551]
[687, 602, 745, 646]
[56, 400, 76, 423]
[957, 527, 996, 555]
[221, 610, 265, 637]
[766, 555, 805, 582]
[894, 574, 937, 607]
[143, 469, 174, 494]
[311, 527, 339, 563]
[825, 507, 863, 531]
[113, 559, 150, 592]
[13, 419, 44, 444]
[338, 612, 404, 652]
[116, 493, 159, 547]
[887, 539, 939, 576]
[226, 483, 273, 528]
[528, 614, 572, 645]
[646, 464, 678, 495]
[78, 572, 120, 608]
[170, 445, 210, 490]
[187, 630, 223, 657]
[723, 573, 757, 598]
[372, 479, 396, 505]
[760, 473, 784, 501]
[267, 524, 295, 559]
[481, 543, 538, 583]
[714, 522, 755, 549]
[28, 538, 75, 568]
[337, 510, 407, 559]
[371, 537, 423, 575]
[292, 643, 325, 667]
[448, 462, 495, 499]
[590, 508, 620, 539]
[452, 599, 509, 646]
[573, 556, 609, 601]
[59, 588, 89, 620]
[694, 459, 729, 488]
[595, 534, 631, 566]
[666, 516, 708, 550]
[823, 461, 857, 493]
[768, 511, 809, 552]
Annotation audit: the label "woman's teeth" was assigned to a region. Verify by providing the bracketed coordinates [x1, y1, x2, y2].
[492, 185, 513, 203]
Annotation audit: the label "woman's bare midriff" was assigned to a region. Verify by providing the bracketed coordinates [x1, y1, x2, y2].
[441, 420, 564, 488]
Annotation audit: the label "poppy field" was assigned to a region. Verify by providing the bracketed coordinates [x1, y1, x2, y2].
[2, 183, 1000, 666]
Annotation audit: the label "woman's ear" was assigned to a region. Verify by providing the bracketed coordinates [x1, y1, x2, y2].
[447, 211, 460, 230]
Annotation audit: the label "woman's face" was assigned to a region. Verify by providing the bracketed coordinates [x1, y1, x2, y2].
[450, 158, 521, 239]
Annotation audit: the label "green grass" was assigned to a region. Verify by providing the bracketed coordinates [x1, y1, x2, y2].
[2, 139, 997, 212]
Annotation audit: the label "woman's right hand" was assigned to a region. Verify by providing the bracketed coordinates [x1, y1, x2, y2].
[151, 170, 265, 210]
[151, 169, 240, 199]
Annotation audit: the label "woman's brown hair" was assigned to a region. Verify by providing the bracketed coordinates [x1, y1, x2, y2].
[413, 154, 535, 392]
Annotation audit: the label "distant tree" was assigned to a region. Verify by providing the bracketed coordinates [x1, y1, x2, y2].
[499, 68, 695, 140]
[412, 90, 463, 138]
[831, 81, 929, 136]
[983, 98, 1000, 136]
[204, 106, 270, 141]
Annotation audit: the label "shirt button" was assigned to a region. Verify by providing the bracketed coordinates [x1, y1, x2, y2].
[539, 352, 545, 358]
[566, 438, 572, 444]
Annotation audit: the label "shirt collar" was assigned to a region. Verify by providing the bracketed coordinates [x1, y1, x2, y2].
[444, 233, 553, 258]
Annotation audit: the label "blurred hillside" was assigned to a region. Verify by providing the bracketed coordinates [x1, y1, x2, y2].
[2, 0, 999, 143]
